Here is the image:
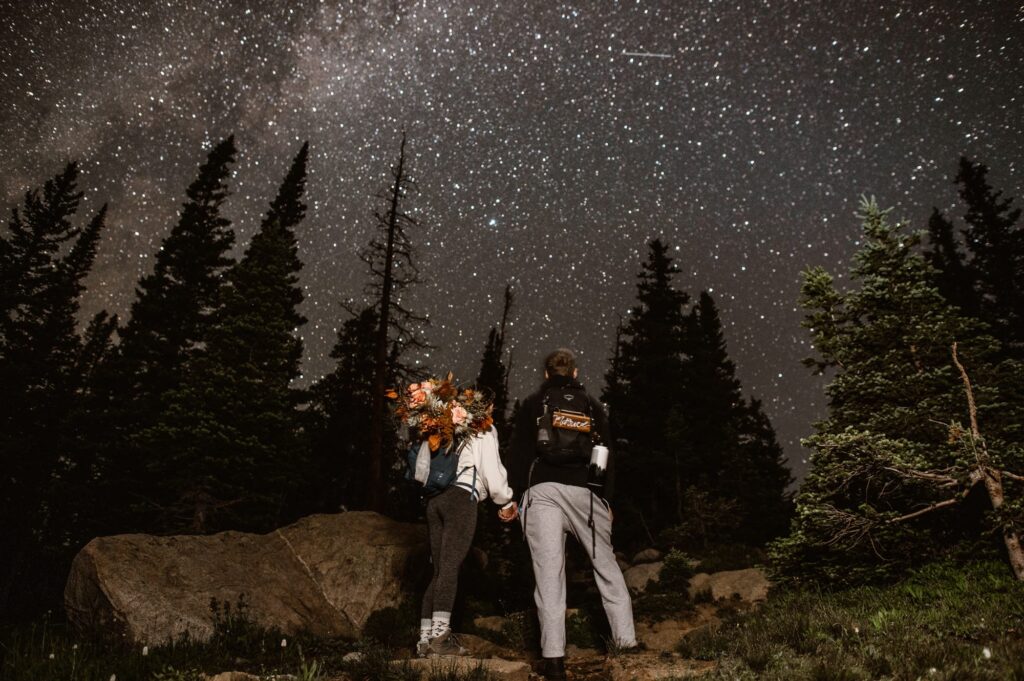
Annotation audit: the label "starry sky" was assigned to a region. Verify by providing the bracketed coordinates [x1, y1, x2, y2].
[2, 1, 1023, 479]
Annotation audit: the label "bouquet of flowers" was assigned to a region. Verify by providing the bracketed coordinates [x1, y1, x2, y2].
[387, 373, 495, 452]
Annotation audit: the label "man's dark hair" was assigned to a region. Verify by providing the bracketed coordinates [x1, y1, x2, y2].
[544, 348, 576, 377]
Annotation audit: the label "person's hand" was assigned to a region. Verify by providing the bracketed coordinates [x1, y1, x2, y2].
[498, 501, 518, 522]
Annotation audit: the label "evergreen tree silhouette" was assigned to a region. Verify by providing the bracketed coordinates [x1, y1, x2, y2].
[924, 207, 979, 318]
[666, 291, 792, 546]
[103, 136, 238, 531]
[955, 157, 1024, 353]
[0, 162, 109, 616]
[602, 238, 691, 544]
[137, 142, 310, 533]
[307, 306, 380, 512]
[116, 136, 237, 404]
[475, 283, 514, 439]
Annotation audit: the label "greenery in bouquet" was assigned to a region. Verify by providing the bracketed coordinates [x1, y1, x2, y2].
[387, 373, 495, 452]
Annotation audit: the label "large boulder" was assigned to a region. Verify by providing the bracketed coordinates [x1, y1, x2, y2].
[65, 512, 428, 645]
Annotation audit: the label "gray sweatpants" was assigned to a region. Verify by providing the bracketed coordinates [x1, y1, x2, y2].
[520, 482, 636, 657]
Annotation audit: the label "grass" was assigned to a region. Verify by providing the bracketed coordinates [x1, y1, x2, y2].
[0, 595, 492, 681]
[676, 560, 1024, 680]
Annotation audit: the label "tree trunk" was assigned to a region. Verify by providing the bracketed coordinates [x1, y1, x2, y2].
[367, 133, 407, 513]
[953, 342, 1024, 580]
[981, 467, 1024, 580]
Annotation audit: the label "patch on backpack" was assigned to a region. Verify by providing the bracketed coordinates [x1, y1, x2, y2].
[551, 409, 592, 432]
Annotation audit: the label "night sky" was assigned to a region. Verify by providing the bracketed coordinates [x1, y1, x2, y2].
[2, 1, 1022, 479]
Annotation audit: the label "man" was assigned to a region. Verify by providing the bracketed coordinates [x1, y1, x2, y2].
[509, 348, 637, 680]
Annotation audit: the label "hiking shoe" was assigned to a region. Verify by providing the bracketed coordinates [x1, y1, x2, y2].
[538, 656, 567, 680]
[415, 639, 430, 658]
[427, 629, 468, 656]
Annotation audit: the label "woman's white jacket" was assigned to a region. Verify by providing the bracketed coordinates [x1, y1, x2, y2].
[453, 426, 514, 508]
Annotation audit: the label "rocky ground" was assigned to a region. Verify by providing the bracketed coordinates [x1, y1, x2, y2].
[196, 546, 770, 681]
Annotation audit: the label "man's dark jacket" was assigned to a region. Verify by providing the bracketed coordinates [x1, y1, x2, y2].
[508, 373, 615, 501]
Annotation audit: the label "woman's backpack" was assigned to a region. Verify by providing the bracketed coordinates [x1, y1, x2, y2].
[405, 440, 476, 498]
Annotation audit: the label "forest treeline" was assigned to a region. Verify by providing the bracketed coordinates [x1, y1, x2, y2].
[1, 133, 1021, 622]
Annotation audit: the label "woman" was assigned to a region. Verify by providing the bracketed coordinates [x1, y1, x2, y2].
[416, 424, 519, 657]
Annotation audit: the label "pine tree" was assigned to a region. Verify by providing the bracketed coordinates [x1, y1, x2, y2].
[664, 291, 792, 546]
[0, 162, 109, 615]
[924, 207, 979, 317]
[137, 142, 310, 533]
[475, 284, 514, 438]
[100, 136, 237, 531]
[116, 136, 238, 406]
[771, 197, 1024, 584]
[307, 306, 379, 512]
[734, 397, 794, 543]
[955, 157, 1024, 352]
[603, 239, 691, 543]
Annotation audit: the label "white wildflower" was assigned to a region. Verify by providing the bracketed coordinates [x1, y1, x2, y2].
[281, 638, 288, 648]
[142, 645, 149, 656]
[110, 675, 117, 681]
[982, 647, 992, 659]
[929, 669, 937, 675]
[853, 625, 860, 634]
[72, 644, 78, 650]
[49, 653, 55, 659]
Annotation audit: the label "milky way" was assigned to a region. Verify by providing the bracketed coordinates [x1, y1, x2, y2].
[2, 1, 1023, 478]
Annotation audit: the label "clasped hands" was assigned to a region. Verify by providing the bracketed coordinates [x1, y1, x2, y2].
[497, 501, 519, 522]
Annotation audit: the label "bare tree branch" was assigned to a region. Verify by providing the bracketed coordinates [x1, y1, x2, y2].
[889, 496, 962, 523]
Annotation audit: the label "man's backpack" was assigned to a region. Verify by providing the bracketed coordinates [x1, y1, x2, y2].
[536, 385, 594, 466]
[405, 440, 476, 498]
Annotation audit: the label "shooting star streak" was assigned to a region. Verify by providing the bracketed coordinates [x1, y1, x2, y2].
[622, 50, 674, 59]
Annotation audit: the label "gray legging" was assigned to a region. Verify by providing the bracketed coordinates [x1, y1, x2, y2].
[420, 485, 478, 619]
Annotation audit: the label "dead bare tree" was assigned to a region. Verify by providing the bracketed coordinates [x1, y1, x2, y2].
[361, 131, 429, 512]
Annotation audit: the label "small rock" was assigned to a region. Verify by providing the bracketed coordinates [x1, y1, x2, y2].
[707, 568, 771, 603]
[204, 673, 261, 681]
[473, 615, 508, 633]
[624, 561, 663, 593]
[406, 656, 531, 681]
[342, 651, 363, 662]
[632, 548, 663, 564]
[455, 632, 520, 659]
[688, 573, 712, 599]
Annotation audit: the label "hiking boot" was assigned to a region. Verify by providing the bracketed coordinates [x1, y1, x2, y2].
[427, 629, 468, 656]
[539, 656, 567, 680]
[415, 639, 430, 658]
